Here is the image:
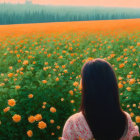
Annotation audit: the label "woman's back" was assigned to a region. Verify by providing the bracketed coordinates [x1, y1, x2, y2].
[62, 111, 139, 140]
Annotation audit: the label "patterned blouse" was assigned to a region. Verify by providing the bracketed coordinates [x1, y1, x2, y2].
[62, 111, 139, 140]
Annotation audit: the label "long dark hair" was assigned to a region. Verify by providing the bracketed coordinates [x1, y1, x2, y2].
[79, 58, 127, 140]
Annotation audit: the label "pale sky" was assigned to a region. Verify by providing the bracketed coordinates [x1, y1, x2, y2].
[0, 0, 140, 8]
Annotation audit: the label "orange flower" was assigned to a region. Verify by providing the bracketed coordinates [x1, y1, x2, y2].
[35, 114, 42, 121]
[137, 42, 140, 46]
[70, 100, 75, 104]
[8, 99, 16, 107]
[119, 63, 125, 68]
[8, 73, 14, 78]
[44, 62, 48, 65]
[51, 132, 55, 136]
[3, 107, 10, 113]
[69, 90, 73, 96]
[50, 107, 56, 113]
[62, 65, 66, 68]
[118, 77, 123, 80]
[126, 87, 131, 91]
[27, 130, 33, 137]
[12, 114, 21, 123]
[55, 77, 59, 81]
[73, 81, 79, 87]
[118, 83, 123, 89]
[61, 98, 64, 101]
[50, 119, 54, 124]
[129, 79, 136, 85]
[28, 94, 34, 98]
[135, 116, 140, 123]
[57, 125, 60, 130]
[127, 75, 131, 78]
[23, 60, 28, 65]
[15, 85, 21, 89]
[130, 113, 134, 117]
[42, 80, 47, 84]
[38, 121, 47, 129]
[43, 102, 47, 105]
[28, 116, 35, 123]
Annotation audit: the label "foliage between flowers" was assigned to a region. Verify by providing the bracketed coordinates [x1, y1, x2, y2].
[0, 31, 140, 140]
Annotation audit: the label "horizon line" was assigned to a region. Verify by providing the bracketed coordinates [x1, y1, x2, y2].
[0, 3, 140, 9]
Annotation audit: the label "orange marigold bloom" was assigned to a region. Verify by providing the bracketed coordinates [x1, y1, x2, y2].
[57, 125, 60, 130]
[126, 87, 131, 91]
[136, 116, 140, 123]
[3, 107, 10, 113]
[127, 75, 131, 78]
[28, 116, 35, 123]
[15, 85, 21, 89]
[42, 80, 47, 84]
[12, 114, 21, 123]
[62, 65, 66, 68]
[27, 130, 33, 137]
[8, 99, 16, 107]
[38, 121, 47, 129]
[23, 60, 28, 65]
[50, 107, 56, 113]
[8, 73, 14, 78]
[118, 77, 123, 80]
[137, 42, 140, 46]
[71, 100, 75, 104]
[56, 77, 59, 81]
[73, 81, 79, 87]
[118, 83, 123, 88]
[129, 79, 136, 85]
[69, 90, 73, 96]
[130, 113, 134, 117]
[35, 114, 42, 121]
[50, 119, 54, 124]
[119, 63, 125, 68]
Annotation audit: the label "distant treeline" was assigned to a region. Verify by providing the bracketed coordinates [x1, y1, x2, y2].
[0, 4, 140, 25]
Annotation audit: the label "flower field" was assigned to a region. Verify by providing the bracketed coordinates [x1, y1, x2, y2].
[0, 19, 140, 139]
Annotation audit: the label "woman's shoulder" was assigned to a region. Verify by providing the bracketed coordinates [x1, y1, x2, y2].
[66, 111, 83, 122]
[121, 111, 140, 139]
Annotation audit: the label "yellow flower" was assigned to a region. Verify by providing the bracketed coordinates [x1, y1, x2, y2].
[27, 130, 33, 137]
[50, 107, 56, 113]
[12, 114, 21, 123]
[38, 121, 47, 129]
[8, 99, 16, 107]
[28, 116, 35, 123]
